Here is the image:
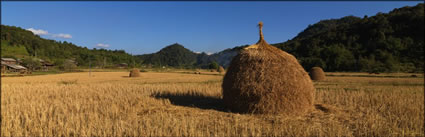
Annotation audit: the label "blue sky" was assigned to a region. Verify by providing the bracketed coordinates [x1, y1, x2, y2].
[1, 1, 423, 55]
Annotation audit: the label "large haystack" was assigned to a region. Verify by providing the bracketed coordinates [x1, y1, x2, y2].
[129, 68, 141, 77]
[222, 22, 315, 115]
[309, 67, 326, 81]
[217, 66, 225, 74]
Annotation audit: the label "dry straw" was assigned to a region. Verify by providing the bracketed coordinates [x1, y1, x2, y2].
[222, 22, 315, 115]
[309, 67, 326, 81]
[217, 66, 225, 74]
[129, 68, 141, 77]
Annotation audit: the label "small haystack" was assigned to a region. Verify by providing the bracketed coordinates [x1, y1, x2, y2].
[129, 68, 141, 77]
[222, 22, 315, 115]
[217, 66, 225, 74]
[309, 67, 326, 81]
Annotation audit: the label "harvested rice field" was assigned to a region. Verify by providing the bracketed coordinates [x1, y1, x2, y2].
[1, 71, 424, 136]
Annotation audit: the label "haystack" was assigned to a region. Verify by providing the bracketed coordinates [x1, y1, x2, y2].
[129, 68, 141, 77]
[222, 22, 315, 115]
[217, 66, 225, 74]
[309, 67, 326, 81]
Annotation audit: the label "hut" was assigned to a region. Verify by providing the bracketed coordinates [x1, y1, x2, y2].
[1, 59, 27, 73]
[1, 58, 17, 65]
[38, 59, 54, 71]
[309, 67, 326, 81]
[222, 22, 315, 115]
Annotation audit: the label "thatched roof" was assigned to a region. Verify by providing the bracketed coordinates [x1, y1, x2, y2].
[4, 64, 27, 70]
[222, 22, 315, 115]
[1, 58, 16, 62]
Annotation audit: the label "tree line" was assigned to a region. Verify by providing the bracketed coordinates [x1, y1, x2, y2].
[1, 25, 138, 70]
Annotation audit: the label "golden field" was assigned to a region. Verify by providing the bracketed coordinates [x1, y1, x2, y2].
[1, 71, 424, 136]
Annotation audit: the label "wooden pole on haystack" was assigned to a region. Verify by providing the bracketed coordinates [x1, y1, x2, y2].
[258, 21, 264, 41]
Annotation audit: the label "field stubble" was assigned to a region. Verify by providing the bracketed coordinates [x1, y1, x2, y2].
[1, 71, 424, 136]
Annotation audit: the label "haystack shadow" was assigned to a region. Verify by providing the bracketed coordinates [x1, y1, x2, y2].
[152, 92, 227, 112]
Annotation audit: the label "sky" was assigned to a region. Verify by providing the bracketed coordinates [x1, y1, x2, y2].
[1, 1, 423, 55]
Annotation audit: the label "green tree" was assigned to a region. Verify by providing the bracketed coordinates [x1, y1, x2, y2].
[209, 61, 219, 70]
[21, 57, 41, 71]
[63, 60, 77, 71]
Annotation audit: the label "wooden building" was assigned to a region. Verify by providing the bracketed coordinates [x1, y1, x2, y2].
[1, 58, 17, 65]
[38, 59, 55, 71]
[1, 60, 27, 73]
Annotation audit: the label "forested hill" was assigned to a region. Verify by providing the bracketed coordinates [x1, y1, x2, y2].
[274, 3, 424, 72]
[1, 25, 138, 67]
[136, 43, 198, 68]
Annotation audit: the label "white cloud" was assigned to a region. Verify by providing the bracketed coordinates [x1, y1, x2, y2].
[26, 28, 49, 35]
[194, 51, 214, 55]
[96, 43, 110, 48]
[26, 28, 72, 39]
[52, 33, 72, 39]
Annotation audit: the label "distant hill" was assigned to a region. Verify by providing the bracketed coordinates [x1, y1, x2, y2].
[136, 43, 246, 69]
[136, 43, 198, 68]
[204, 45, 248, 68]
[1, 25, 138, 68]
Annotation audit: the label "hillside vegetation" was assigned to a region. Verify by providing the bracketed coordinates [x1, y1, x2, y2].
[275, 3, 424, 72]
[1, 25, 138, 68]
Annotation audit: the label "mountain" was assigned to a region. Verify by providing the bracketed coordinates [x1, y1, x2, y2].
[136, 43, 247, 69]
[1, 25, 138, 68]
[273, 3, 423, 72]
[136, 43, 198, 68]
